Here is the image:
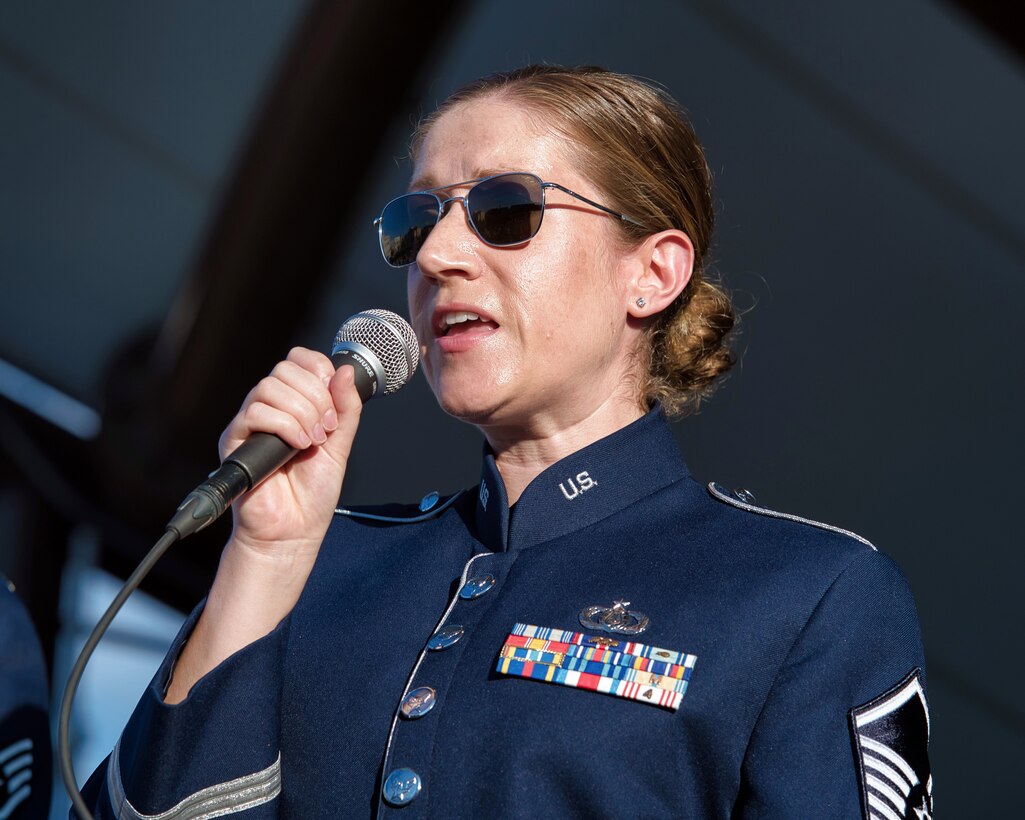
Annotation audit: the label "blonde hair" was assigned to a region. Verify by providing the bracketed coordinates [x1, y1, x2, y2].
[413, 65, 735, 416]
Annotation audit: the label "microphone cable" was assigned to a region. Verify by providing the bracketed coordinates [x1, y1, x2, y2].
[59, 528, 180, 820]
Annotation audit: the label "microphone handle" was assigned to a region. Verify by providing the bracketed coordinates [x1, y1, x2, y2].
[165, 347, 383, 539]
[166, 433, 294, 539]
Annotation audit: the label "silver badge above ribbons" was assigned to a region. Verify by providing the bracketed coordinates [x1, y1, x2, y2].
[579, 598, 650, 635]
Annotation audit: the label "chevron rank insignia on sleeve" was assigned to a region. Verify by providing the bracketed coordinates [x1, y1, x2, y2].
[850, 668, 932, 820]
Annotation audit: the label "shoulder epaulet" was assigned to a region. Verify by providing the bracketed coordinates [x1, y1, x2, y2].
[707, 482, 876, 551]
[334, 489, 465, 524]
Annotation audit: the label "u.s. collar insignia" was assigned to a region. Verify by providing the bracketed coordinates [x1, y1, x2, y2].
[579, 598, 649, 635]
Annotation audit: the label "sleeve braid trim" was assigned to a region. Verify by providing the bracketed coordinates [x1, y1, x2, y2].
[107, 738, 281, 820]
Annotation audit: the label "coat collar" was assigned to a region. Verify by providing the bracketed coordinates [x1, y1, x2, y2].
[474, 406, 689, 552]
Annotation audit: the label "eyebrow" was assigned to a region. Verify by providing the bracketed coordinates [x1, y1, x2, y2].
[407, 174, 436, 193]
[407, 168, 518, 193]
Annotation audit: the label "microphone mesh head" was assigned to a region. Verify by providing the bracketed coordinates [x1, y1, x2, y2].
[333, 309, 420, 395]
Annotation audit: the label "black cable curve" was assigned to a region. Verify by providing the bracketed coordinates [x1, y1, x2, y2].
[58, 528, 181, 820]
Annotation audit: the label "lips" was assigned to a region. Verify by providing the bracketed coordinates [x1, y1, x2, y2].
[430, 304, 499, 352]
[432, 306, 499, 337]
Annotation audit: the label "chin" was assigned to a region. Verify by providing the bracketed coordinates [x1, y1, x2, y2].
[433, 390, 504, 426]
[424, 361, 513, 426]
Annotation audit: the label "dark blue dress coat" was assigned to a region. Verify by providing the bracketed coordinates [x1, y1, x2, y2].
[81, 409, 930, 818]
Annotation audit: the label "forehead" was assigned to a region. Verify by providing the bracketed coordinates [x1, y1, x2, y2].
[411, 97, 579, 190]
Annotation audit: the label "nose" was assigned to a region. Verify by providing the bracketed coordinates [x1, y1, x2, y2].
[414, 196, 480, 279]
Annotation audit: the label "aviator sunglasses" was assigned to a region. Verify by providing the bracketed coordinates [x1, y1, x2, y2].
[374, 171, 645, 267]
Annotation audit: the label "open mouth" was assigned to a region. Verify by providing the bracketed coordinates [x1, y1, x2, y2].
[437, 310, 499, 337]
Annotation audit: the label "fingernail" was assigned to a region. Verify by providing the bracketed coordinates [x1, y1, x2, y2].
[313, 423, 326, 444]
[299, 430, 312, 447]
[323, 408, 338, 431]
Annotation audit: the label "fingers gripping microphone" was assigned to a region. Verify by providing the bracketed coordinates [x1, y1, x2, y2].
[166, 309, 419, 539]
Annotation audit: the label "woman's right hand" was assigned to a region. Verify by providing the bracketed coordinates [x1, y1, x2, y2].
[218, 346, 364, 561]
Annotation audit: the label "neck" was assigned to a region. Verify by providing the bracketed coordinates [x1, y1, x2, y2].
[481, 398, 646, 505]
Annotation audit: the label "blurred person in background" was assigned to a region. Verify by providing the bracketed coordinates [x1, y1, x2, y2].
[2, 575, 51, 819]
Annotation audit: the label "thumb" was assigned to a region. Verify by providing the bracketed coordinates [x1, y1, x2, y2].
[320, 364, 364, 468]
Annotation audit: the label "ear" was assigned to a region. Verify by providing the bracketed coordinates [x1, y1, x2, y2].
[626, 230, 694, 318]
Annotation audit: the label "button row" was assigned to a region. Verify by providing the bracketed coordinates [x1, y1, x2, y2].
[383, 574, 496, 807]
[459, 573, 495, 599]
[400, 687, 436, 719]
[427, 624, 464, 650]
[382, 768, 421, 806]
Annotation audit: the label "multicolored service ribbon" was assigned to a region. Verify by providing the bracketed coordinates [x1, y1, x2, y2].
[496, 623, 697, 711]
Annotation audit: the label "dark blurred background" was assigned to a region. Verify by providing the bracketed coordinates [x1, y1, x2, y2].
[1, 1, 1021, 816]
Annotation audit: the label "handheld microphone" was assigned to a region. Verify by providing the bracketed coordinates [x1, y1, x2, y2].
[61, 310, 419, 819]
[166, 309, 419, 539]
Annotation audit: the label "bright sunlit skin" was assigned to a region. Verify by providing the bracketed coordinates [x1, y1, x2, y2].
[407, 96, 694, 502]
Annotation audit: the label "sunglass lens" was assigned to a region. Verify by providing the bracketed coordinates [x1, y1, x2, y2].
[380, 193, 440, 266]
[468, 174, 543, 246]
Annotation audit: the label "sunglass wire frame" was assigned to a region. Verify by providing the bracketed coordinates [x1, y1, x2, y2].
[373, 172, 646, 268]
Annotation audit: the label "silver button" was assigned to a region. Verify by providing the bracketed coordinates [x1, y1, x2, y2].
[733, 488, 757, 504]
[419, 491, 440, 512]
[459, 574, 496, 599]
[400, 686, 437, 719]
[427, 624, 464, 650]
[382, 767, 421, 806]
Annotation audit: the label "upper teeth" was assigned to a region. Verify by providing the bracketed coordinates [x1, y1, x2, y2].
[444, 311, 480, 326]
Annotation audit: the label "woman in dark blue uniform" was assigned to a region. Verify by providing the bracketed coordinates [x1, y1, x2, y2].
[84, 66, 930, 819]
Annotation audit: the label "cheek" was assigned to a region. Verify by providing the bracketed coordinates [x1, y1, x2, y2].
[513, 238, 580, 316]
[406, 269, 422, 309]
[406, 274, 434, 373]
[407, 273, 430, 326]
[517, 238, 617, 340]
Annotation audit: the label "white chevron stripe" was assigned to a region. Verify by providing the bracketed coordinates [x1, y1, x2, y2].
[861, 735, 919, 786]
[6, 769, 32, 793]
[864, 754, 912, 797]
[866, 774, 906, 814]
[1, 753, 31, 779]
[867, 792, 902, 820]
[0, 739, 31, 765]
[0, 786, 31, 820]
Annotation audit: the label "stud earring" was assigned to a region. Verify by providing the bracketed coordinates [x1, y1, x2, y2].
[635, 297, 647, 308]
